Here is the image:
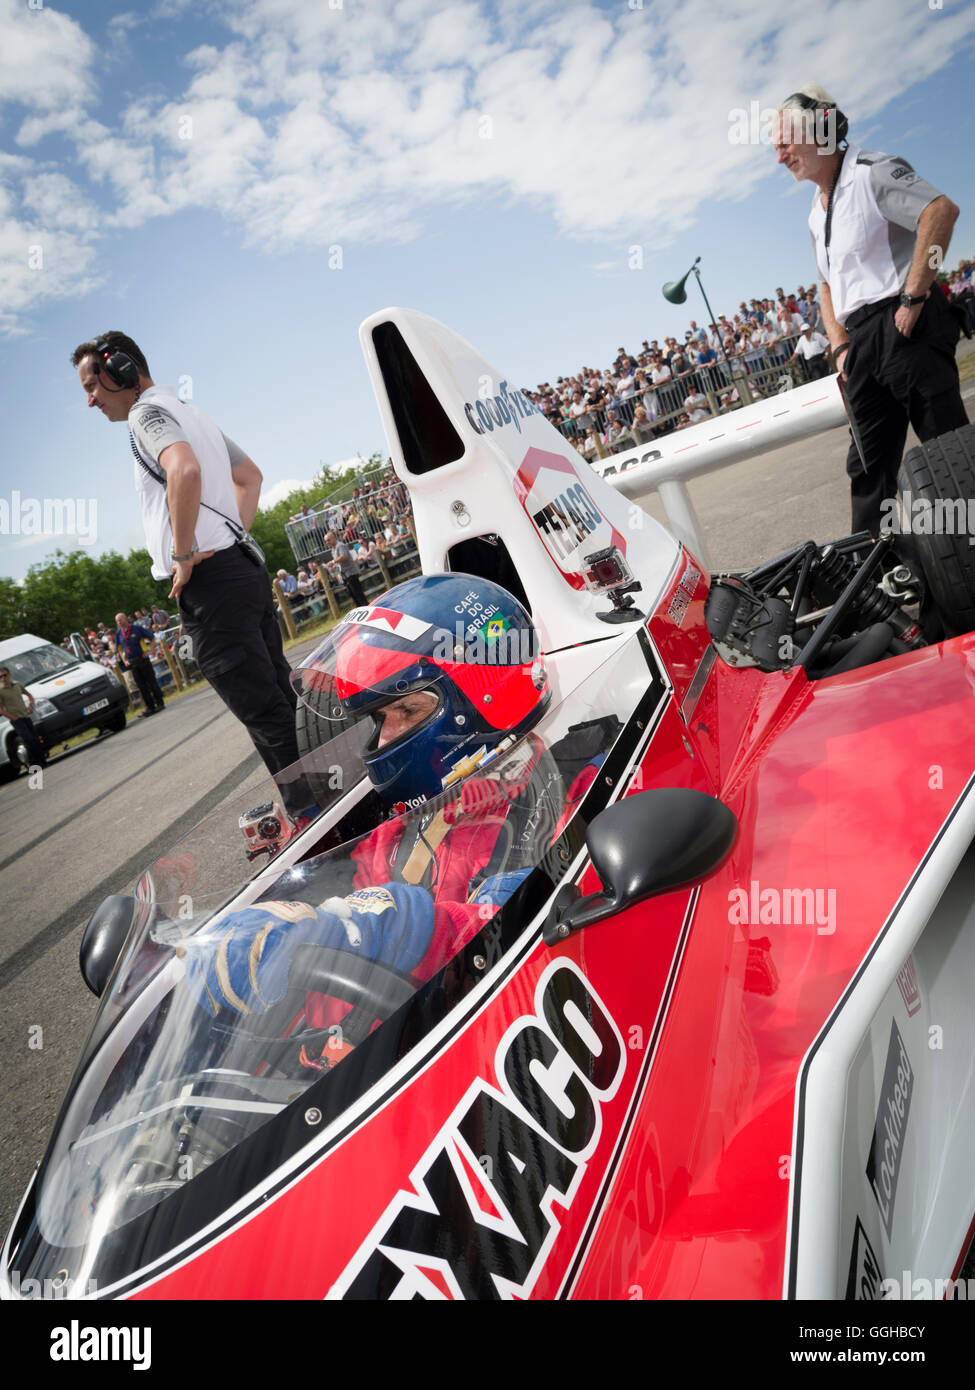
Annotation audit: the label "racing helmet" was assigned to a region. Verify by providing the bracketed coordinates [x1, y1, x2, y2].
[295, 574, 550, 809]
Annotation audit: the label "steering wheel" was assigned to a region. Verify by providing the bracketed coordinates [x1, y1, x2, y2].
[224, 943, 419, 1074]
[285, 944, 418, 1015]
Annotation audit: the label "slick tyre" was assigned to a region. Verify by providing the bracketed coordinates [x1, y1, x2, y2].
[896, 423, 975, 638]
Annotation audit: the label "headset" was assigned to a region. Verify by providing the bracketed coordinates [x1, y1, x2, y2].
[91, 336, 140, 392]
[780, 92, 848, 147]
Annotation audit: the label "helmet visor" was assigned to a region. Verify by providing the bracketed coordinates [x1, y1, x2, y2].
[291, 605, 445, 725]
[291, 599, 539, 727]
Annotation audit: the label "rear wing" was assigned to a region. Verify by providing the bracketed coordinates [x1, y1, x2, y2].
[359, 308, 683, 652]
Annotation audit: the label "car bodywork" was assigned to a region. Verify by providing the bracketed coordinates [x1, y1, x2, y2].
[3, 309, 974, 1301]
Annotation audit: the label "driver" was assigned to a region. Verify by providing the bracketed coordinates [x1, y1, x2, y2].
[180, 575, 572, 1045]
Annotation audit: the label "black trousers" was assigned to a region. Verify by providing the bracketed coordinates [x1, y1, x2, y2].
[11, 717, 45, 768]
[843, 291, 969, 535]
[128, 656, 164, 712]
[177, 546, 315, 818]
[344, 570, 368, 608]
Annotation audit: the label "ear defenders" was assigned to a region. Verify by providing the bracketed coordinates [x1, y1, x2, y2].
[781, 92, 848, 147]
[92, 337, 140, 391]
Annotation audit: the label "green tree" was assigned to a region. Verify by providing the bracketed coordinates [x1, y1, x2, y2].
[1, 548, 172, 643]
[0, 452, 394, 639]
[0, 576, 26, 636]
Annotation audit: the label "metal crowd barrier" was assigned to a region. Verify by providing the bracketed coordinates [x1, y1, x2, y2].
[285, 481, 414, 566]
[273, 541, 422, 639]
[595, 373, 849, 567]
[552, 332, 837, 460]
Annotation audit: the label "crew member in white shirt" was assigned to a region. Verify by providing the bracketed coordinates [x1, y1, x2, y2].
[73, 331, 318, 824]
[774, 84, 967, 535]
[788, 323, 832, 381]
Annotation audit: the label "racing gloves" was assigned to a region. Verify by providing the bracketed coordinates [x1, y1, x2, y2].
[179, 883, 434, 1016]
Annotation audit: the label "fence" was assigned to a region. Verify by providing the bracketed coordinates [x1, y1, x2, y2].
[273, 538, 423, 639]
[285, 479, 414, 568]
[597, 373, 848, 567]
[552, 334, 837, 461]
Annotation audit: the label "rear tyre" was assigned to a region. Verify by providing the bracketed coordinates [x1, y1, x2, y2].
[896, 423, 975, 638]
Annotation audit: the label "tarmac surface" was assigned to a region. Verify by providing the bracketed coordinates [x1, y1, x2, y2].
[1, 346, 973, 1242]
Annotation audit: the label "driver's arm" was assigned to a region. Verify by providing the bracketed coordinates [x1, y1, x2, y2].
[180, 887, 435, 1016]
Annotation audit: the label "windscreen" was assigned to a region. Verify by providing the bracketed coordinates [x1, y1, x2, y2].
[3, 646, 79, 683]
[10, 634, 658, 1296]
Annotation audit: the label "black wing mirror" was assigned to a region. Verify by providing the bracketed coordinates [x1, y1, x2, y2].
[80, 894, 141, 997]
[544, 788, 737, 945]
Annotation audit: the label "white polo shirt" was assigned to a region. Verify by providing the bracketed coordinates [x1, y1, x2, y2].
[795, 330, 830, 359]
[128, 386, 247, 580]
[809, 142, 943, 325]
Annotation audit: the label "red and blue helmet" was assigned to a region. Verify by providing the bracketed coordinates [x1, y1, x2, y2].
[295, 574, 549, 809]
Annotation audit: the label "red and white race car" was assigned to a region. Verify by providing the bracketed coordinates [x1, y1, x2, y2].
[4, 308, 975, 1302]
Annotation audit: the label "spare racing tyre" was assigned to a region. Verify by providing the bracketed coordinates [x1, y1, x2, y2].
[895, 423, 975, 638]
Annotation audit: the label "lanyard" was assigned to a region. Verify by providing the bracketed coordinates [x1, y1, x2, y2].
[824, 148, 848, 268]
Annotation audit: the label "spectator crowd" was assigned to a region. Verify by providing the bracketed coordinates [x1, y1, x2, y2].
[285, 260, 975, 573]
[525, 283, 828, 462]
[286, 466, 415, 571]
[521, 262, 975, 462]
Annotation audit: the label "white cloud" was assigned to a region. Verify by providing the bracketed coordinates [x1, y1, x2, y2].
[0, 206, 100, 336]
[21, 173, 100, 233]
[0, 0, 96, 114]
[108, 11, 147, 36]
[259, 455, 373, 510]
[259, 477, 320, 510]
[1, 0, 973, 331]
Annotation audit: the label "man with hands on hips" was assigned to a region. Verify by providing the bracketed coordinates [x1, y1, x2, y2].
[73, 331, 317, 823]
[773, 85, 968, 536]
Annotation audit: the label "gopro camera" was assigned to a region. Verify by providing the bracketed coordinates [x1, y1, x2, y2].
[583, 546, 644, 624]
[239, 800, 291, 860]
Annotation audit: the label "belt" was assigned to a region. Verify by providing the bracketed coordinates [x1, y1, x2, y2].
[845, 295, 899, 330]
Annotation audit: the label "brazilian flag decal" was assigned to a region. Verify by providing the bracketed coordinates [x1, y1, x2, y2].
[485, 617, 511, 644]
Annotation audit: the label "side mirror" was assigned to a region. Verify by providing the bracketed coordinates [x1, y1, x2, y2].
[80, 894, 139, 997]
[544, 788, 737, 945]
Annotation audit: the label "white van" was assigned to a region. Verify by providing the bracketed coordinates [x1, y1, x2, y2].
[0, 633, 129, 778]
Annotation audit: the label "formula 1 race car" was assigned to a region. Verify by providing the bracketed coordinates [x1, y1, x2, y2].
[3, 308, 975, 1303]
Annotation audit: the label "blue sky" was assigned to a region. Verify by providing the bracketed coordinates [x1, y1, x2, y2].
[1, 0, 974, 582]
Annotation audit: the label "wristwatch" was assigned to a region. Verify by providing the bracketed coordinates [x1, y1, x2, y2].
[172, 549, 196, 562]
[898, 291, 928, 308]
